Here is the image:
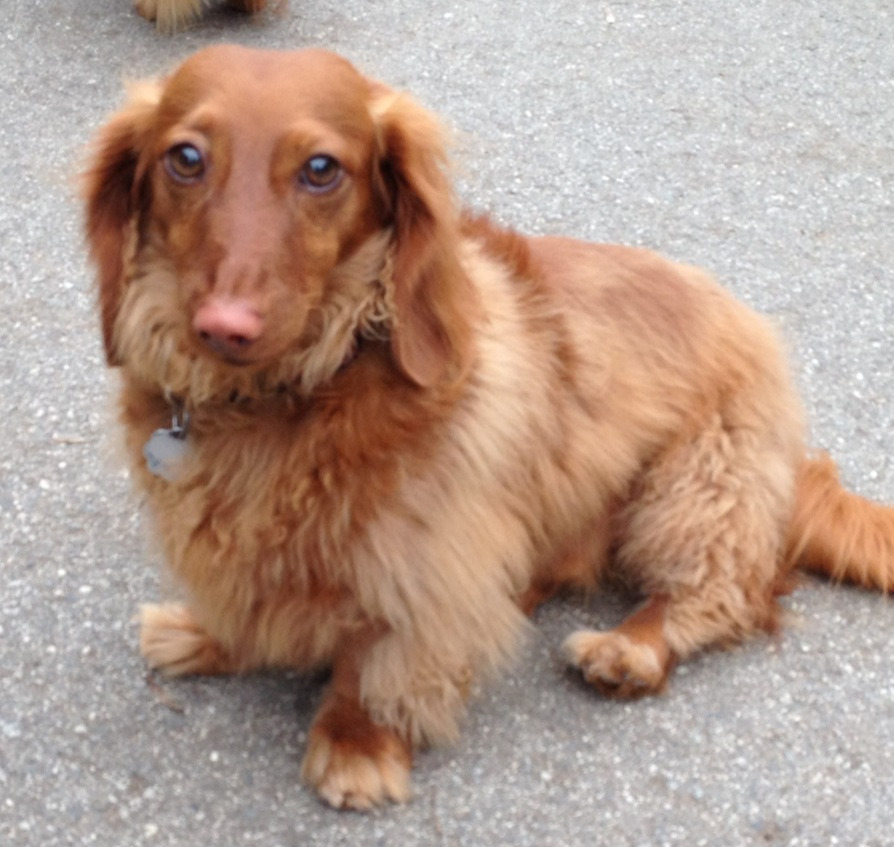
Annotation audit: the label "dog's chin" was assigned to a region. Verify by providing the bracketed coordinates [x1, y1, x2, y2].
[199, 343, 261, 369]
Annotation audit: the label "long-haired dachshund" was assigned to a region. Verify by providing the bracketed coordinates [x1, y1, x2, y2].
[83, 45, 894, 809]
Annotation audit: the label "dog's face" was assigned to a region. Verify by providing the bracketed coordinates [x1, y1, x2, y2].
[84, 46, 474, 402]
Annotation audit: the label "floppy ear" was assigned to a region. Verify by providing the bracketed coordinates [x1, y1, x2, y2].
[370, 88, 476, 388]
[82, 81, 160, 365]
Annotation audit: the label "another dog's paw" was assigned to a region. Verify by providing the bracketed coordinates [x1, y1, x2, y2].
[301, 704, 412, 810]
[134, 0, 205, 32]
[563, 629, 669, 698]
[133, 0, 159, 20]
[139, 602, 232, 676]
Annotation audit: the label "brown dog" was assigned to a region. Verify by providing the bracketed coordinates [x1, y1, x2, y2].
[83, 45, 894, 809]
[135, 0, 268, 32]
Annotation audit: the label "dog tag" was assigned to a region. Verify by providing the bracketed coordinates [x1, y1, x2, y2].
[144, 404, 191, 483]
[143, 426, 190, 482]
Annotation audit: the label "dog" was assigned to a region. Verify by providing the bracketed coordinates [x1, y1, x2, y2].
[83, 45, 894, 809]
[134, 0, 268, 32]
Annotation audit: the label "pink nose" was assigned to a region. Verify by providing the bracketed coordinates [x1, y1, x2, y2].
[192, 299, 264, 357]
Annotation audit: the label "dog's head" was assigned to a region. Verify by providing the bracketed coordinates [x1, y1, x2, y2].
[83, 46, 474, 402]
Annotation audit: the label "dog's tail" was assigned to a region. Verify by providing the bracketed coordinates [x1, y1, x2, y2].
[787, 452, 894, 592]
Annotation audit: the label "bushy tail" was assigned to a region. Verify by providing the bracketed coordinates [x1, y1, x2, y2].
[787, 453, 894, 592]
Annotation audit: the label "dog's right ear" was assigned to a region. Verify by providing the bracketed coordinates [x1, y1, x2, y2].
[82, 80, 161, 365]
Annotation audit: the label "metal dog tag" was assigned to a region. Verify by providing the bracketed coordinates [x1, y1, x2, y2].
[143, 406, 191, 482]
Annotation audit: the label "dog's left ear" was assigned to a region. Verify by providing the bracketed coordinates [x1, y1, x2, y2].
[82, 80, 160, 365]
[370, 88, 476, 388]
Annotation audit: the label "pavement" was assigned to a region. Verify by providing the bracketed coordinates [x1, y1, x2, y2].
[2, 1, 894, 845]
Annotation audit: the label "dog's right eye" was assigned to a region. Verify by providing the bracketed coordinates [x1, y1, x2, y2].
[298, 155, 344, 193]
[164, 143, 206, 184]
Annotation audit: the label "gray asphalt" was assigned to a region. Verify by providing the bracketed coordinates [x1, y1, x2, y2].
[2, 1, 894, 845]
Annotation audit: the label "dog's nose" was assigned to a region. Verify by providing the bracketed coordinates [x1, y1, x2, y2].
[193, 298, 264, 357]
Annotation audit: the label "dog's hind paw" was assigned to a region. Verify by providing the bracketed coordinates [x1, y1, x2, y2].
[563, 629, 670, 698]
[138, 602, 233, 676]
[301, 695, 412, 810]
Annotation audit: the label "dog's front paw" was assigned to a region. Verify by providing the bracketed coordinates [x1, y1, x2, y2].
[301, 695, 412, 810]
[563, 629, 669, 698]
[139, 602, 232, 677]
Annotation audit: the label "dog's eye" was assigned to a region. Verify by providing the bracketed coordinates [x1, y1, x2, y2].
[299, 155, 343, 193]
[164, 143, 206, 184]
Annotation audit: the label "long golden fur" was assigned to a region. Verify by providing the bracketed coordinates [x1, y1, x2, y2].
[83, 45, 894, 809]
[134, 0, 269, 32]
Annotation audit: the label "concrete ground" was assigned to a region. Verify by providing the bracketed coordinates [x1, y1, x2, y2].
[2, 1, 894, 844]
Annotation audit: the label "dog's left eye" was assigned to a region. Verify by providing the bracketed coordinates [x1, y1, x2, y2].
[298, 155, 344, 193]
[164, 143, 206, 184]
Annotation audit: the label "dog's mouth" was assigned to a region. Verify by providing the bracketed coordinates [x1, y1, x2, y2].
[198, 334, 259, 366]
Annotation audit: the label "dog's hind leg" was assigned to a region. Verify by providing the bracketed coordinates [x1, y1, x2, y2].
[565, 414, 796, 696]
[564, 593, 675, 696]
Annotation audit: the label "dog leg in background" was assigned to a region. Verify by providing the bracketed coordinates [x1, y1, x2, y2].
[134, 0, 268, 32]
[301, 632, 412, 810]
[518, 525, 612, 616]
[134, 0, 206, 31]
[229, 0, 268, 10]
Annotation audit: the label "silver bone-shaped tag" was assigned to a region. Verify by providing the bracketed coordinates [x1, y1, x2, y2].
[143, 405, 191, 482]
